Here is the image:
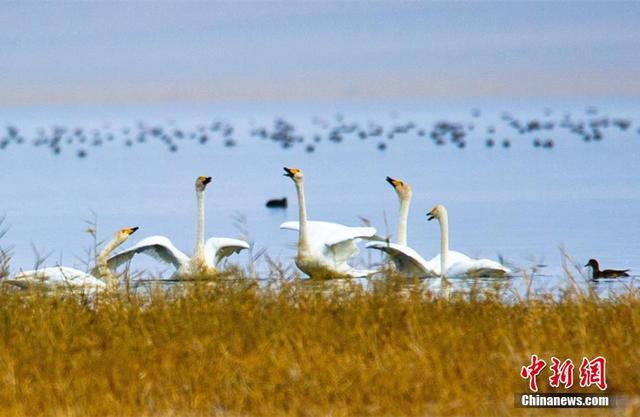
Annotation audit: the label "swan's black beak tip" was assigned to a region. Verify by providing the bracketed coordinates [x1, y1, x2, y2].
[197, 176, 212, 186]
[386, 176, 395, 186]
[283, 167, 295, 178]
[426, 212, 435, 221]
[126, 227, 139, 235]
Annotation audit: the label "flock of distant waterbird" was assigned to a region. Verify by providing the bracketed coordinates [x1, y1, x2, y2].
[5, 169, 629, 290]
[1, 106, 637, 158]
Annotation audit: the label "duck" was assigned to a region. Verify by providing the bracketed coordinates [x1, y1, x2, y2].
[265, 197, 287, 208]
[584, 259, 630, 279]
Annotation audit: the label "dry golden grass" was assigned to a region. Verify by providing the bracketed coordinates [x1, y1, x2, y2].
[0, 273, 638, 417]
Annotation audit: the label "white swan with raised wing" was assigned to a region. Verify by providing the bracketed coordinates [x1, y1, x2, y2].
[106, 176, 249, 277]
[366, 177, 439, 277]
[281, 167, 376, 278]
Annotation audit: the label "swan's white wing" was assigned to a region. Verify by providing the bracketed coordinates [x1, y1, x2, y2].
[281, 220, 376, 275]
[324, 238, 360, 265]
[106, 236, 190, 271]
[366, 241, 437, 276]
[10, 266, 106, 289]
[204, 237, 250, 266]
[280, 221, 375, 245]
[279, 221, 301, 231]
[322, 224, 375, 265]
[322, 226, 377, 247]
[281, 221, 375, 263]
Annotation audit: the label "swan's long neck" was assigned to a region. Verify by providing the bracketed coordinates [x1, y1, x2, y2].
[439, 210, 449, 278]
[194, 189, 206, 260]
[295, 180, 309, 251]
[96, 236, 124, 284]
[397, 195, 410, 246]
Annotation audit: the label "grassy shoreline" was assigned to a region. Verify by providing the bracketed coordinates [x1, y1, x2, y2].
[0, 276, 638, 416]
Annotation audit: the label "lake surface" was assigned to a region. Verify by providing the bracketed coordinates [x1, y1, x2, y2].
[1, 98, 638, 295]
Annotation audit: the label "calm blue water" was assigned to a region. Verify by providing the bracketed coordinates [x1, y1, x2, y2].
[1, 98, 638, 294]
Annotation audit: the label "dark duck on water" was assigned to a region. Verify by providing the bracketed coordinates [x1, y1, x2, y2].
[584, 259, 630, 279]
[265, 197, 287, 208]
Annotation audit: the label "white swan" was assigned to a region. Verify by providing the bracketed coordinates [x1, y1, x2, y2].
[281, 167, 376, 278]
[9, 227, 139, 290]
[427, 204, 510, 278]
[366, 177, 439, 277]
[107, 176, 249, 277]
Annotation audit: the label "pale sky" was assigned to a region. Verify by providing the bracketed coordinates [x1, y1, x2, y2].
[1, 1, 639, 105]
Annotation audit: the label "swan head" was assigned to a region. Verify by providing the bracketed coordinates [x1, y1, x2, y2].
[585, 259, 599, 269]
[386, 176, 412, 199]
[195, 176, 212, 192]
[283, 167, 303, 182]
[116, 227, 139, 240]
[427, 204, 447, 222]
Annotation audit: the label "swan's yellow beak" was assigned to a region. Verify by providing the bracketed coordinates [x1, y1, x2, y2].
[198, 176, 212, 185]
[283, 167, 300, 178]
[124, 227, 139, 235]
[386, 176, 403, 188]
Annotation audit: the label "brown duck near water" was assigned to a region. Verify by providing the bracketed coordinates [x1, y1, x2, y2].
[585, 259, 630, 279]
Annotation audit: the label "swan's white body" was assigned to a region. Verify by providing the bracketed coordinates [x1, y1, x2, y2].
[282, 168, 376, 278]
[427, 205, 510, 278]
[428, 252, 508, 277]
[10, 266, 107, 291]
[9, 227, 137, 291]
[107, 177, 249, 278]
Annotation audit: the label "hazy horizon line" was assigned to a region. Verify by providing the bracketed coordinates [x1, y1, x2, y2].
[2, 70, 639, 107]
